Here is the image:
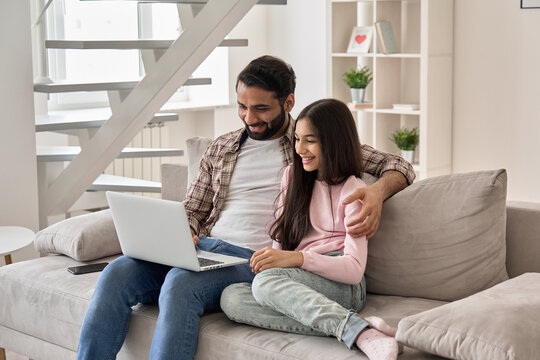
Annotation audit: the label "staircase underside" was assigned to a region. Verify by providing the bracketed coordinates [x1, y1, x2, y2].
[37, 0, 283, 226]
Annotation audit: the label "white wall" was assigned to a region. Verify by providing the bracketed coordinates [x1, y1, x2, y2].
[0, 0, 40, 265]
[266, 0, 327, 118]
[211, 1, 327, 135]
[453, 0, 540, 202]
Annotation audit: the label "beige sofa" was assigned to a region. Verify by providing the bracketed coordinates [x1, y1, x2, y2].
[1, 139, 539, 360]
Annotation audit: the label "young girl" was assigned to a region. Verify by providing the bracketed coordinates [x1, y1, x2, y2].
[220, 99, 399, 360]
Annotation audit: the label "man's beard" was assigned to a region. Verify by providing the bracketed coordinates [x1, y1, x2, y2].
[244, 107, 287, 140]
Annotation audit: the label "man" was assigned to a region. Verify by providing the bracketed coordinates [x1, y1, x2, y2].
[187, 56, 414, 245]
[76, 55, 414, 360]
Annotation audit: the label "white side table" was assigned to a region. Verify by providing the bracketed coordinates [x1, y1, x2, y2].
[0, 226, 35, 265]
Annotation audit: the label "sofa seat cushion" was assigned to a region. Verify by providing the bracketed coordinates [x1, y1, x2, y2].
[396, 273, 540, 360]
[0, 255, 447, 359]
[195, 294, 447, 360]
[0, 255, 120, 351]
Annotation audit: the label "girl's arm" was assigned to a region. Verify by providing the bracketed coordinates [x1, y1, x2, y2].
[300, 177, 368, 285]
[250, 247, 302, 273]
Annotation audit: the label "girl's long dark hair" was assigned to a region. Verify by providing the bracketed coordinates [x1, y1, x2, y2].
[270, 99, 364, 250]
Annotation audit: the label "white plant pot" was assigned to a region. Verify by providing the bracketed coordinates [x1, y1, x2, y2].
[400, 149, 415, 164]
[350, 88, 366, 104]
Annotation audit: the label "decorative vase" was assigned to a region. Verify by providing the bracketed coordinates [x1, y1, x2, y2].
[350, 88, 365, 104]
[400, 149, 415, 164]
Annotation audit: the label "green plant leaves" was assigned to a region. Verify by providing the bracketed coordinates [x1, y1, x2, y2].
[343, 66, 373, 89]
[391, 127, 419, 150]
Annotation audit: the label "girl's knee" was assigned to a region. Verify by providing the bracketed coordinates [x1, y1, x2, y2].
[251, 268, 286, 305]
[220, 283, 251, 319]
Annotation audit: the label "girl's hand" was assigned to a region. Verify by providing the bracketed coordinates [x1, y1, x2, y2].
[250, 247, 304, 273]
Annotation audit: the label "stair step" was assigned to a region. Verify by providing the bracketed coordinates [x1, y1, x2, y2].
[35, 108, 178, 132]
[37, 146, 183, 162]
[81, 0, 286, 4]
[46, 39, 248, 49]
[89, 174, 161, 193]
[34, 78, 211, 93]
[68, 191, 108, 212]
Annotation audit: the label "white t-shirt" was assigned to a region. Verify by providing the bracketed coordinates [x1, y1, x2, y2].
[210, 136, 285, 251]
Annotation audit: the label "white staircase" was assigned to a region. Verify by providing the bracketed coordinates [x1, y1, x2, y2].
[45, 39, 248, 49]
[36, 0, 286, 228]
[35, 108, 178, 132]
[34, 78, 211, 93]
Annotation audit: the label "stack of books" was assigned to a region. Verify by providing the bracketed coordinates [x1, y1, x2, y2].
[348, 103, 373, 109]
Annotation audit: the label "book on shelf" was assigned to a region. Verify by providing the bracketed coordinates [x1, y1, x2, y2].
[375, 21, 398, 54]
[348, 103, 373, 109]
[392, 104, 419, 111]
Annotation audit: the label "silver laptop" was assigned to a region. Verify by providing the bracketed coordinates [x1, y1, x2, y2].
[106, 191, 248, 271]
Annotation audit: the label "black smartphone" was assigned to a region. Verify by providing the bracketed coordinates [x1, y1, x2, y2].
[67, 262, 108, 275]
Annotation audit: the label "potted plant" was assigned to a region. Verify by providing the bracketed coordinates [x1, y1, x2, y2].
[343, 66, 372, 104]
[391, 127, 419, 163]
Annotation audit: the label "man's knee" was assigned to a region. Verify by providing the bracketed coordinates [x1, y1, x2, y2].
[159, 268, 194, 299]
[95, 256, 136, 291]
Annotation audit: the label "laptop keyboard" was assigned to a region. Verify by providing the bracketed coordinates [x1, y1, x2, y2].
[198, 257, 224, 267]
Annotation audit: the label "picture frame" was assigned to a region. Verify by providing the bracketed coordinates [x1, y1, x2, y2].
[346, 26, 373, 54]
[521, 0, 540, 8]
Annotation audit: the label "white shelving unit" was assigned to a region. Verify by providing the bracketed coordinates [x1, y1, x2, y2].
[327, 0, 453, 179]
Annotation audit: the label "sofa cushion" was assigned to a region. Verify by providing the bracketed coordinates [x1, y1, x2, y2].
[34, 209, 121, 261]
[366, 169, 509, 301]
[0, 255, 119, 351]
[161, 163, 189, 202]
[505, 201, 540, 277]
[396, 273, 540, 360]
[186, 137, 212, 189]
[0, 253, 446, 360]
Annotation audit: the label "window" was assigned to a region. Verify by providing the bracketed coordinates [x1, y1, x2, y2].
[46, 0, 227, 110]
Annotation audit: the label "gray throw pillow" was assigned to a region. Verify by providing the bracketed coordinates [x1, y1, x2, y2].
[397, 273, 540, 359]
[366, 169, 509, 301]
[34, 209, 121, 261]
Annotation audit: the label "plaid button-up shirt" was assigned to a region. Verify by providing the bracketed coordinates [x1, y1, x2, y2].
[184, 118, 415, 237]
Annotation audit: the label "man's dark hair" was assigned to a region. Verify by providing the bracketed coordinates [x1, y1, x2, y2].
[236, 55, 296, 102]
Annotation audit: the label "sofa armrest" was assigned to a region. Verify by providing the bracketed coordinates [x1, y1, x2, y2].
[506, 201, 540, 277]
[161, 163, 188, 202]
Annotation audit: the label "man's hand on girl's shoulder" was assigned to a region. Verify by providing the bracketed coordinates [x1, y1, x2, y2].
[342, 183, 384, 239]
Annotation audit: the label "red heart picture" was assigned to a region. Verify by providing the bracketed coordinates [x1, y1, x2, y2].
[355, 35, 367, 45]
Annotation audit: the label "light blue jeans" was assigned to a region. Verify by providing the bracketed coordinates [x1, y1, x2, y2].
[76, 237, 254, 360]
[220, 267, 369, 349]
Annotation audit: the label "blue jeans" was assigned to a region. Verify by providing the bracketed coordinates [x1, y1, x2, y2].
[76, 237, 255, 360]
[221, 267, 368, 349]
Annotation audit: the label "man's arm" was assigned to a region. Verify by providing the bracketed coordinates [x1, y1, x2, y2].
[343, 170, 408, 238]
[343, 144, 414, 239]
[183, 146, 216, 239]
[360, 144, 416, 185]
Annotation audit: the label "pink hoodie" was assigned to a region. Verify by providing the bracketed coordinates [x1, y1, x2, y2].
[273, 166, 368, 285]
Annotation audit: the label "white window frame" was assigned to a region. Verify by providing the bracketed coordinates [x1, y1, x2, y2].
[44, 0, 233, 111]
